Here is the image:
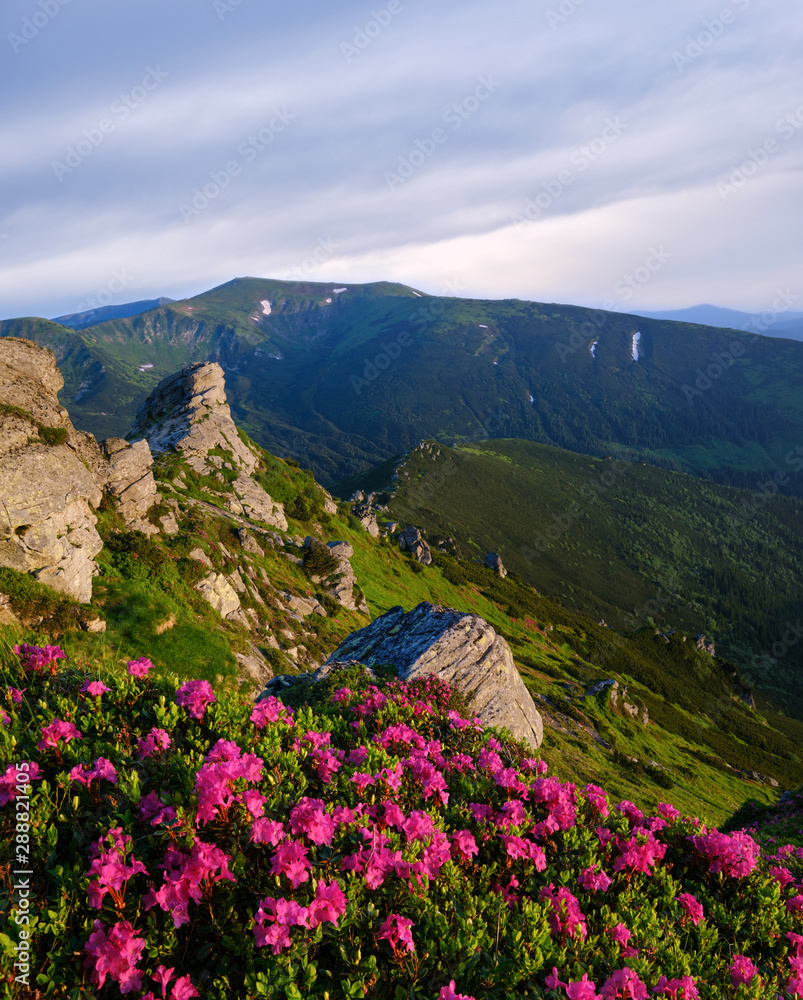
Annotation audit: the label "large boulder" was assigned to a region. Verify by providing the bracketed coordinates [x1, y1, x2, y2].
[0, 338, 104, 603]
[325, 602, 543, 748]
[101, 438, 160, 535]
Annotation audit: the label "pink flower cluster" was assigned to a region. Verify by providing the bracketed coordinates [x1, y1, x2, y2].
[80, 679, 110, 697]
[70, 756, 118, 789]
[84, 919, 146, 993]
[37, 718, 82, 751]
[253, 879, 347, 953]
[136, 727, 172, 760]
[87, 827, 147, 909]
[195, 739, 264, 824]
[127, 656, 154, 679]
[251, 694, 294, 728]
[0, 761, 41, 805]
[144, 840, 236, 927]
[539, 884, 587, 941]
[14, 642, 65, 675]
[376, 912, 415, 952]
[692, 829, 760, 878]
[175, 679, 216, 719]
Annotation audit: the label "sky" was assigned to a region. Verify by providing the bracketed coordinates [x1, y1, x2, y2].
[1, 0, 802, 320]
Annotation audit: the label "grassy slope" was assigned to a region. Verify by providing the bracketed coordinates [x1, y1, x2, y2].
[343, 438, 803, 714]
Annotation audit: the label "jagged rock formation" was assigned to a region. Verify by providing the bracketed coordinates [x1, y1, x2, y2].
[0, 338, 103, 603]
[130, 362, 287, 531]
[303, 538, 369, 614]
[485, 552, 507, 578]
[324, 602, 544, 748]
[101, 438, 161, 535]
[129, 362, 261, 472]
[398, 526, 432, 565]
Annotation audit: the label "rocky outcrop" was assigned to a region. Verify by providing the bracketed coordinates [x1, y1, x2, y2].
[485, 552, 507, 578]
[101, 438, 160, 535]
[225, 473, 287, 531]
[303, 538, 369, 614]
[398, 526, 432, 565]
[0, 338, 103, 603]
[195, 572, 241, 619]
[129, 362, 261, 473]
[325, 602, 543, 748]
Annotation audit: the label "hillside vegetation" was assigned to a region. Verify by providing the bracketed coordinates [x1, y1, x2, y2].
[4, 277, 803, 490]
[339, 439, 803, 715]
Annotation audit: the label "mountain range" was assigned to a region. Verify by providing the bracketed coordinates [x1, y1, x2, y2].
[4, 278, 803, 494]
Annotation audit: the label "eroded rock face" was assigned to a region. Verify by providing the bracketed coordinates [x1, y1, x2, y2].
[0, 339, 104, 603]
[195, 572, 241, 619]
[326, 602, 544, 748]
[225, 473, 288, 531]
[485, 552, 507, 578]
[129, 362, 262, 473]
[101, 438, 160, 535]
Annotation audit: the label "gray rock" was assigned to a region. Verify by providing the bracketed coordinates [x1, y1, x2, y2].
[100, 437, 160, 535]
[325, 602, 544, 748]
[398, 526, 422, 551]
[129, 362, 262, 473]
[485, 552, 508, 578]
[238, 527, 263, 556]
[226, 473, 287, 530]
[189, 547, 213, 568]
[234, 644, 274, 688]
[0, 339, 105, 603]
[195, 572, 241, 619]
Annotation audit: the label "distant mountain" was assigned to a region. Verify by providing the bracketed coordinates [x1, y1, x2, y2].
[4, 277, 803, 493]
[633, 303, 803, 341]
[53, 297, 175, 330]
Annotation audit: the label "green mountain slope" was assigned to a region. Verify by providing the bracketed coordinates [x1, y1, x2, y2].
[337, 438, 803, 714]
[5, 277, 803, 490]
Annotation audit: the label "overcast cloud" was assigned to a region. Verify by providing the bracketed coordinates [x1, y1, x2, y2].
[1, 0, 801, 318]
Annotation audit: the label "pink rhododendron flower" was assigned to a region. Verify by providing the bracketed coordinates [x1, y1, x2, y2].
[786, 895, 803, 916]
[599, 967, 648, 999]
[577, 865, 612, 892]
[402, 810, 436, 841]
[652, 976, 700, 999]
[270, 838, 312, 888]
[175, 679, 216, 719]
[6, 687, 25, 703]
[769, 865, 794, 887]
[152, 964, 174, 996]
[539, 884, 587, 940]
[0, 707, 9, 725]
[439, 980, 477, 1000]
[307, 878, 347, 928]
[0, 761, 40, 806]
[70, 757, 118, 788]
[250, 817, 286, 845]
[81, 679, 109, 696]
[139, 792, 178, 828]
[676, 893, 704, 925]
[656, 802, 681, 822]
[567, 973, 602, 999]
[250, 695, 294, 728]
[377, 913, 415, 952]
[136, 727, 171, 760]
[585, 783, 610, 817]
[289, 797, 336, 845]
[331, 686, 353, 703]
[15, 643, 66, 674]
[692, 829, 759, 878]
[613, 831, 667, 875]
[617, 801, 645, 827]
[194, 741, 263, 824]
[607, 923, 632, 946]
[86, 828, 146, 909]
[169, 975, 198, 1000]
[729, 954, 759, 987]
[127, 656, 154, 678]
[451, 829, 479, 860]
[144, 841, 236, 927]
[37, 718, 82, 750]
[83, 919, 146, 993]
[253, 896, 308, 953]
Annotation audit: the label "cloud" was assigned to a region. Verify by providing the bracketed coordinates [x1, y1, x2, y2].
[1, 0, 801, 317]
